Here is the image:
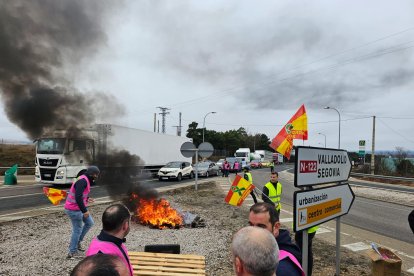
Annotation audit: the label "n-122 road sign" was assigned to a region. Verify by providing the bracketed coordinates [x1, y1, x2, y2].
[293, 183, 355, 232]
[294, 146, 351, 187]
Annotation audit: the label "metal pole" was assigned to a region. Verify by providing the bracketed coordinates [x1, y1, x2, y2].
[371, 116, 376, 175]
[324, 106, 341, 276]
[202, 112, 216, 143]
[195, 150, 198, 191]
[302, 187, 309, 276]
[334, 108, 341, 276]
[318, 133, 326, 148]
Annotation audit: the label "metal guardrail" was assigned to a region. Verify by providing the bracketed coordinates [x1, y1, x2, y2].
[350, 172, 414, 182]
[0, 167, 35, 169]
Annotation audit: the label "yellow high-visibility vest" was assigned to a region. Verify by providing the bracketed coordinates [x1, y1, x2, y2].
[245, 172, 253, 183]
[308, 225, 319, 234]
[264, 181, 282, 211]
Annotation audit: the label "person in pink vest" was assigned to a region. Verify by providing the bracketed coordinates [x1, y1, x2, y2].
[233, 161, 240, 174]
[248, 202, 305, 276]
[70, 253, 130, 276]
[231, 226, 279, 276]
[86, 204, 134, 276]
[64, 166, 100, 259]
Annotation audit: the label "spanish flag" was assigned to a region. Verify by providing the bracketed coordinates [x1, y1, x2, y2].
[43, 187, 67, 205]
[270, 104, 308, 160]
[224, 175, 255, 206]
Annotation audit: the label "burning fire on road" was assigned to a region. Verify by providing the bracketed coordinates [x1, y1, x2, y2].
[128, 192, 205, 230]
[130, 193, 183, 229]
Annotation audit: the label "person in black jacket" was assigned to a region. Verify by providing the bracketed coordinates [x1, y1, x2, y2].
[248, 202, 304, 276]
[409, 209, 414, 234]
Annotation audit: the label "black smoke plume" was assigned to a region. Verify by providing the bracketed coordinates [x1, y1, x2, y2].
[0, 1, 157, 201]
[0, 0, 122, 139]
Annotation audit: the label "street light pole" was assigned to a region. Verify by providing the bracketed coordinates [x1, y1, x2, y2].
[318, 132, 327, 148]
[202, 112, 217, 143]
[324, 106, 341, 276]
[324, 107, 341, 148]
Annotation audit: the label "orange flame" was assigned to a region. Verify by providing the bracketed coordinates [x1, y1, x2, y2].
[130, 193, 183, 229]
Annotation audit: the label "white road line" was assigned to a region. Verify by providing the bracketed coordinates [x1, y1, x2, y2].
[342, 242, 371, 252]
[315, 227, 331, 234]
[354, 198, 412, 212]
[280, 218, 293, 223]
[0, 196, 112, 218]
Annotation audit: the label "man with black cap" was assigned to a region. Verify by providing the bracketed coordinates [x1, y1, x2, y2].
[64, 165, 100, 259]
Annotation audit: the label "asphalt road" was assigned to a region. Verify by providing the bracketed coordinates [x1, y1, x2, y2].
[1, 167, 413, 244]
[250, 165, 414, 244]
[0, 176, 205, 216]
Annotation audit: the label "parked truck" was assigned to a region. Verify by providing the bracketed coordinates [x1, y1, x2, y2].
[34, 124, 192, 185]
[254, 150, 274, 162]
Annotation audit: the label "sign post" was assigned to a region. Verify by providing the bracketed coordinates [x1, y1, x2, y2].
[180, 142, 214, 191]
[294, 146, 354, 276]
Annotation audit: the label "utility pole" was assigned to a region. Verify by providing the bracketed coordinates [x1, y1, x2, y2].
[172, 112, 183, 136]
[153, 113, 156, 132]
[371, 116, 376, 175]
[156, 107, 170, 134]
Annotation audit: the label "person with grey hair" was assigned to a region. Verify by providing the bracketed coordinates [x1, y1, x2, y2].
[231, 226, 279, 276]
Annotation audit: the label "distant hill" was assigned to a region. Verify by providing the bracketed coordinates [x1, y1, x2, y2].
[0, 144, 35, 175]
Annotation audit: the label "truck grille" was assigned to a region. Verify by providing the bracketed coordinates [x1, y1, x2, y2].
[40, 168, 56, 181]
[38, 158, 59, 167]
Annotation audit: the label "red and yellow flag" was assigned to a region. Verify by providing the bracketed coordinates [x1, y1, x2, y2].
[224, 175, 255, 206]
[270, 104, 308, 160]
[43, 187, 67, 205]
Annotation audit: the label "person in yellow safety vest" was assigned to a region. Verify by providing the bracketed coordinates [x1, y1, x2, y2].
[243, 167, 257, 203]
[295, 226, 318, 276]
[262, 171, 282, 215]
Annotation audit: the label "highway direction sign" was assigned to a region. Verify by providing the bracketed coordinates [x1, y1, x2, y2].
[294, 146, 351, 187]
[293, 183, 355, 231]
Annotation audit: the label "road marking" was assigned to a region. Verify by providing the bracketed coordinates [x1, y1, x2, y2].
[354, 198, 412, 212]
[342, 242, 371, 252]
[280, 218, 293, 223]
[315, 227, 331, 234]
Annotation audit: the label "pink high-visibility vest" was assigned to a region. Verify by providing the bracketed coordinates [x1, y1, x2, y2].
[279, 249, 305, 276]
[64, 175, 90, 211]
[86, 238, 134, 276]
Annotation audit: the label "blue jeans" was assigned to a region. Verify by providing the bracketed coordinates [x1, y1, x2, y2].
[65, 209, 94, 254]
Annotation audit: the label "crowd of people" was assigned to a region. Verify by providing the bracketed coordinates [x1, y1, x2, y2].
[66, 164, 316, 276]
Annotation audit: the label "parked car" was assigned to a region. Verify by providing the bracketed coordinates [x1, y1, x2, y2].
[194, 162, 220, 177]
[158, 161, 194, 181]
[216, 159, 225, 169]
[250, 159, 262, 169]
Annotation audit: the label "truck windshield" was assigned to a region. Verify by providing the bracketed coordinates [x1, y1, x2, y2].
[37, 138, 66, 154]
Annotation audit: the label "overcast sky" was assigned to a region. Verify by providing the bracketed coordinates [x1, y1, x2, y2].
[1, 0, 413, 152]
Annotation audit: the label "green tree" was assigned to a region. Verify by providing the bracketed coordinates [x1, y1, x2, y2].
[186, 121, 202, 146]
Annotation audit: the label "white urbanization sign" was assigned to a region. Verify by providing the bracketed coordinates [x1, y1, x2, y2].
[293, 183, 355, 231]
[294, 146, 351, 187]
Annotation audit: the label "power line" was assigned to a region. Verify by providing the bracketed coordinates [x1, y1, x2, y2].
[377, 118, 414, 144]
[170, 114, 372, 128]
[133, 28, 414, 114]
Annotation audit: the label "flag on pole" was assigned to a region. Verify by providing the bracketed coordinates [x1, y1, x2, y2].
[224, 175, 255, 206]
[270, 104, 308, 160]
[43, 187, 67, 205]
